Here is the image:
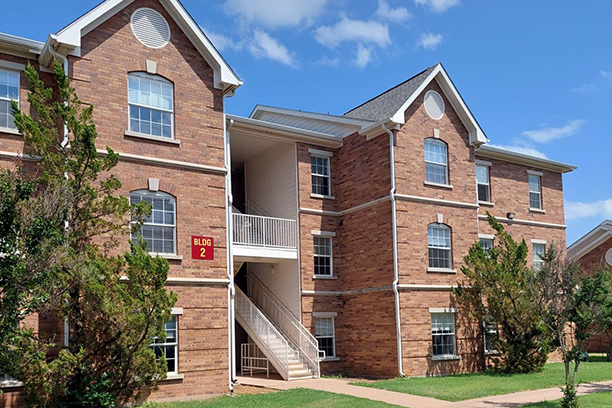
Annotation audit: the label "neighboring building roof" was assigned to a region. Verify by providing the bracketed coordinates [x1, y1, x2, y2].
[344, 65, 436, 122]
[250, 105, 372, 138]
[0, 33, 44, 58]
[475, 145, 577, 174]
[34, 0, 241, 93]
[567, 220, 612, 260]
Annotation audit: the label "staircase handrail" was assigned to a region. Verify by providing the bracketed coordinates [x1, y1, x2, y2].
[235, 287, 290, 375]
[248, 274, 322, 376]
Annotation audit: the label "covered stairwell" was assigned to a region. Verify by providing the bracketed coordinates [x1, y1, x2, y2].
[235, 275, 323, 381]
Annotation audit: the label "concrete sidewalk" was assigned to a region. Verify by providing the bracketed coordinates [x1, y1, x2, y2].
[237, 375, 612, 408]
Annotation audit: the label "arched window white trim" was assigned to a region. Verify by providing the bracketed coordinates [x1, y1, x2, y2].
[424, 138, 448, 185]
[128, 72, 174, 139]
[130, 190, 176, 254]
[427, 223, 452, 269]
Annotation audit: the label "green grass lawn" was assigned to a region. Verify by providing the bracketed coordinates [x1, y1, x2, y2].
[144, 388, 402, 408]
[350, 361, 612, 402]
[521, 391, 612, 407]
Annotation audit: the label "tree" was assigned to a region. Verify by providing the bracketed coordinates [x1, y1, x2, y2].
[0, 61, 177, 407]
[529, 246, 612, 408]
[453, 213, 551, 373]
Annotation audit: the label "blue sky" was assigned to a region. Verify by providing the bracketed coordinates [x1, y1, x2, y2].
[2, 0, 611, 244]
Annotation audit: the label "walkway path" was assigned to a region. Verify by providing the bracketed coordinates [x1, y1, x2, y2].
[237, 376, 612, 408]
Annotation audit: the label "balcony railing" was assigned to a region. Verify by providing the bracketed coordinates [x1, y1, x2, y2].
[232, 213, 297, 249]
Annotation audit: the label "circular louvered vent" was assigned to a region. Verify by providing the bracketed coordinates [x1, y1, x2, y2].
[606, 248, 612, 266]
[131, 8, 170, 49]
[424, 90, 445, 120]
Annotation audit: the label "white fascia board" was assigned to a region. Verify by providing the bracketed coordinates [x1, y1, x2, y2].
[0, 33, 44, 58]
[476, 145, 577, 174]
[49, 0, 241, 91]
[227, 114, 343, 147]
[251, 105, 373, 127]
[388, 64, 488, 146]
[358, 118, 401, 138]
[567, 220, 612, 256]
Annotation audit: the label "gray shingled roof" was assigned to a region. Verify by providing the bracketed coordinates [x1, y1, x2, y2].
[343, 64, 438, 122]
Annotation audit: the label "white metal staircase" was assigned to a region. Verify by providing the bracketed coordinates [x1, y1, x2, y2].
[235, 287, 318, 380]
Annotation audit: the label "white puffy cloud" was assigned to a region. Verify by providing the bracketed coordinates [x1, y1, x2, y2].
[376, 0, 412, 22]
[414, 0, 460, 13]
[223, 0, 328, 28]
[248, 30, 296, 67]
[521, 119, 585, 143]
[566, 199, 612, 220]
[204, 30, 242, 52]
[314, 15, 390, 48]
[318, 56, 340, 67]
[354, 44, 373, 68]
[417, 33, 443, 50]
[570, 84, 595, 94]
[488, 144, 548, 159]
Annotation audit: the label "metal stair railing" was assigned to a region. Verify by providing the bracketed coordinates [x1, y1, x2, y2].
[248, 274, 322, 377]
[235, 287, 291, 378]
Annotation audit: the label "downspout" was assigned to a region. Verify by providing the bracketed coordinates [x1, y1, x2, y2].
[382, 122, 405, 378]
[224, 117, 236, 392]
[47, 46, 69, 148]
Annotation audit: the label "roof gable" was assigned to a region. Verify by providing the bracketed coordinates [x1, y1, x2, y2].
[346, 63, 488, 146]
[40, 0, 241, 92]
[568, 220, 612, 259]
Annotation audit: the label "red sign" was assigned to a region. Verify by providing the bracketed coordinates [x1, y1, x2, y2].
[191, 236, 214, 260]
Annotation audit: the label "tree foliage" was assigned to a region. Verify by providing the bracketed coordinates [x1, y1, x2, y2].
[0, 61, 177, 407]
[529, 246, 612, 408]
[453, 213, 551, 373]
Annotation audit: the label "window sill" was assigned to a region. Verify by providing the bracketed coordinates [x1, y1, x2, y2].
[478, 201, 495, 207]
[313, 275, 338, 280]
[432, 355, 461, 361]
[427, 267, 457, 274]
[321, 357, 340, 362]
[529, 208, 546, 214]
[0, 127, 21, 136]
[125, 130, 181, 145]
[161, 373, 185, 381]
[0, 379, 24, 389]
[424, 181, 453, 190]
[310, 193, 335, 200]
[150, 253, 183, 261]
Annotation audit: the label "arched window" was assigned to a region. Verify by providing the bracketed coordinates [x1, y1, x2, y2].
[130, 190, 176, 254]
[424, 138, 448, 185]
[427, 223, 452, 269]
[128, 73, 174, 139]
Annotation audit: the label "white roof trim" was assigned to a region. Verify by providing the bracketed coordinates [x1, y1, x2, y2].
[389, 64, 488, 146]
[45, 0, 241, 91]
[227, 114, 343, 148]
[251, 105, 373, 127]
[567, 220, 612, 259]
[476, 145, 576, 174]
[0, 32, 44, 58]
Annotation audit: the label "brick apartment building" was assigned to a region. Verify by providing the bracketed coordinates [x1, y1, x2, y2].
[567, 220, 612, 354]
[0, 0, 576, 404]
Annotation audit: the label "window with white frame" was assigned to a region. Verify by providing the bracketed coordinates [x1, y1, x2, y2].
[313, 236, 333, 276]
[128, 73, 173, 138]
[431, 313, 456, 357]
[476, 164, 490, 202]
[311, 156, 331, 196]
[533, 242, 545, 271]
[428, 223, 452, 269]
[315, 317, 335, 358]
[0, 68, 19, 130]
[424, 138, 448, 185]
[130, 190, 176, 254]
[528, 174, 542, 209]
[479, 238, 493, 254]
[151, 315, 178, 374]
[483, 321, 498, 354]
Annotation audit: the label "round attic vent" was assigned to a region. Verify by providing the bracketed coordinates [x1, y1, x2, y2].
[605, 248, 612, 266]
[131, 8, 170, 49]
[424, 90, 445, 120]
